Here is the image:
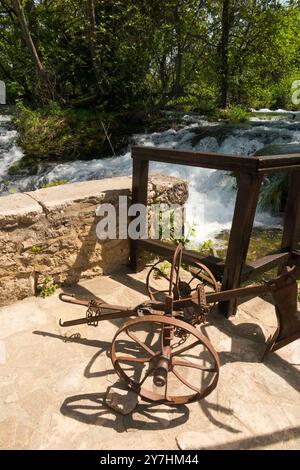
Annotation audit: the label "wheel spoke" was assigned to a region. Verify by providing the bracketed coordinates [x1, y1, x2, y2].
[116, 355, 152, 364]
[194, 273, 212, 285]
[172, 357, 217, 372]
[165, 367, 169, 401]
[172, 369, 200, 394]
[139, 365, 154, 386]
[171, 339, 202, 357]
[161, 323, 174, 356]
[126, 329, 156, 357]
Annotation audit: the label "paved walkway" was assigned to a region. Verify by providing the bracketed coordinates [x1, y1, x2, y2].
[0, 270, 299, 450]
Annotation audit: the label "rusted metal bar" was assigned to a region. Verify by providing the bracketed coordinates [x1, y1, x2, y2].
[59, 293, 136, 312]
[59, 309, 137, 327]
[153, 295, 173, 388]
[167, 283, 270, 311]
[262, 270, 300, 358]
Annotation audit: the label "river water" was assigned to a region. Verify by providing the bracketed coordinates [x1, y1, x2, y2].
[1, 106, 300, 245]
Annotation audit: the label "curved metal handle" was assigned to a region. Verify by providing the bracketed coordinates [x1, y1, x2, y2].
[169, 243, 183, 297]
[59, 292, 90, 306]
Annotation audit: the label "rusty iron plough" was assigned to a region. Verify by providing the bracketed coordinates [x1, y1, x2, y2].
[59, 244, 300, 405]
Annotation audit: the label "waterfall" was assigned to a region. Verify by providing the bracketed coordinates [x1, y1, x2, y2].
[0, 108, 23, 183]
[1, 108, 299, 243]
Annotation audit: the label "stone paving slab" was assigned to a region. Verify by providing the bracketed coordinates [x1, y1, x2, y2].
[0, 270, 299, 450]
[0, 193, 42, 219]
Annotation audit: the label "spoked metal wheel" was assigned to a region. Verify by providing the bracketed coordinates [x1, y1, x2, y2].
[111, 315, 220, 405]
[146, 249, 220, 307]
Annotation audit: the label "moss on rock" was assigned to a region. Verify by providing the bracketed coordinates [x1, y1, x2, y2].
[12, 103, 145, 173]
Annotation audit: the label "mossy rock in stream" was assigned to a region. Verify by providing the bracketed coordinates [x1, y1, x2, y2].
[254, 143, 300, 156]
[12, 104, 143, 168]
[16, 116, 119, 162]
[191, 124, 241, 147]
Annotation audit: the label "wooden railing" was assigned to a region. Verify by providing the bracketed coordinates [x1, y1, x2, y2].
[130, 145, 300, 317]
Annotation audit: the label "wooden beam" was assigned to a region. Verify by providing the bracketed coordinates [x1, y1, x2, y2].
[241, 250, 289, 281]
[132, 146, 300, 174]
[132, 146, 259, 173]
[281, 172, 300, 265]
[258, 165, 300, 174]
[220, 173, 263, 316]
[129, 147, 300, 301]
[257, 154, 300, 173]
[138, 240, 291, 283]
[129, 157, 149, 271]
[137, 239, 225, 279]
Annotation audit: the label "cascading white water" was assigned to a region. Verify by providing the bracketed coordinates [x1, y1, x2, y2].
[0, 110, 23, 181]
[1, 108, 299, 244]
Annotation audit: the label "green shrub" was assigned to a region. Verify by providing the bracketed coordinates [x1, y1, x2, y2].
[216, 105, 249, 123]
[198, 239, 214, 254]
[13, 102, 126, 164]
[39, 276, 58, 298]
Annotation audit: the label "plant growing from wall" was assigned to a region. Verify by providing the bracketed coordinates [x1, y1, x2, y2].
[39, 275, 58, 298]
[31, 244, 44, 253]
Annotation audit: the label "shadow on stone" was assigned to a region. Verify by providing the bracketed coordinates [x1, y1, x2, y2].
[33, 329, 110, 351]
[109, 272, 149, 297]
[177, 425, 300, 450]
[60, 392, 126, 432]
[200, 310, 300, 393]
[33, 330, 115, 380]
[198, 400, 240, 434]
[60, 392, 189, 431]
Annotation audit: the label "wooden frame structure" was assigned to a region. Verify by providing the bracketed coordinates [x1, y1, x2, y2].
[130, 145, 300, 317]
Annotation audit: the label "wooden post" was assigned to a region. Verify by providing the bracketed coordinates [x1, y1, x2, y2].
[130, 156, 149, 271]
[219, 173, 263, 317]
[281, 172, 300, 264]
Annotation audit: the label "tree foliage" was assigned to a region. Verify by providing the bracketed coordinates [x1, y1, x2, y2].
[0, 0, 299, 111]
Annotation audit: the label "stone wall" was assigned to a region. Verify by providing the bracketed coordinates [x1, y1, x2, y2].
[0, 174, 188, 306]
